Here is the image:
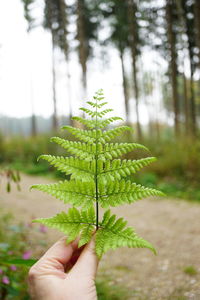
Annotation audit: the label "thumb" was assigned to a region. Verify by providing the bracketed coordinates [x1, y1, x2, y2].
[70, 236, 99, 279]
[30, 237, 79, 275]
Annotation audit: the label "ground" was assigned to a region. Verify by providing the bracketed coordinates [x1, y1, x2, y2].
[1, 174, 200, 300]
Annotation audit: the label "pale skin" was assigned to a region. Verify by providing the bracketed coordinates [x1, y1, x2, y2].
[28, 236, 99, 300]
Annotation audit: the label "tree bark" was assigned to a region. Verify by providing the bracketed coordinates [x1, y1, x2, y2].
[175, 0, 190, 135]
[77, 0, 88, 95]
[183, 0, 197, 135]
[119, 45, 129, 123]
[194, 0, 200, 69]
[183, 72, 190, 134]
[126, 0, 142, 139]
[51, 36, 58, 131]
[166, 0, 179, 137]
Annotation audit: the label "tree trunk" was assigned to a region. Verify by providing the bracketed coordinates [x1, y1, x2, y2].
[175, 0, 190, 135]
[77, 0, 88, 97]
[119, 45, 129, 123]
[183, 0, 197, 135]
[51, 36, 58, 131]
[194, 0, 200, 68]
[58, 0, 73, 122]
[183, 72, 190, 134]
[166, 0, 179, 137]
[126, 0, 142, 139]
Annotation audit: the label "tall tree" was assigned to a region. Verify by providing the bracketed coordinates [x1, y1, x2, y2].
[183, 0, 197, 135]
[44, 0, 72, 122]
[166, 0, 180, 136]
[77, 0, 88, 94]
[102, 0, 130, 122]
[194, 0, 200, 70]
[21, 0, 72, 130]
[20, 0, 38, 135]
[126, 0, 142, 139]
[175, 0, 190, 134]
[76, 0, 99, 98]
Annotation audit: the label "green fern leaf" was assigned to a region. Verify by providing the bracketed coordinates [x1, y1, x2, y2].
[87, 101, 108, 108]
[99, 157, 157, 180]
[38, 155, 93, 180]
[98, 142, 148, 160]
[31, 180, 95, 208]
[71, 117, 97, 129]
[101, 126, 132, 142]
[51, 137, 95, 160]
[61, 126, 97, 143]
[33, 207, 95, 246]
[98, 180, 164, 208]
[95, 210, 156, 258]
[62, 126, 132, 144]
[32, 89, 164, 258]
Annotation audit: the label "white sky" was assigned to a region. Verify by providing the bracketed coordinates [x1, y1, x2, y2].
[0, 0, 167, 125]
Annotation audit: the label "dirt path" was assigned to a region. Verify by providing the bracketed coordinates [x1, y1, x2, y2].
[1, 174, 200, 300]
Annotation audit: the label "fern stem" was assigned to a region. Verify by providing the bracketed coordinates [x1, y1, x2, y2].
[95, 95, 99, 230]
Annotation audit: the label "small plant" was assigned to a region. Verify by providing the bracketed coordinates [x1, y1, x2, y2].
[32, 89, 164, 258]
[183, 265, 198, 276]
[0, 168, 20, 192]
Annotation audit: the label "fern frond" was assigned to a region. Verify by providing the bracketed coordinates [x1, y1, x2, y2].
[95, 210, 156, 257]
[38, 155, 94, 180]
[51, 137, 95, 160]
[98, 180, 164, 207]
[99, 157, 156, 181]
[33, 207, 95, 246]
[79, 108, 113, 118]
[71, 117, 97, 129]
[61, 126, 95, 143]
[98, 117, 124, 128]
[98, 142, 148, 160]
[32, 89, 164, 259]
[101, 126, 132, 142]
[62, 126, 132, 144]
[51, 137, 146, 160]
[87, 101, 108, 108]
[31, 180, 95, 208]
[72, 116, 123, 129]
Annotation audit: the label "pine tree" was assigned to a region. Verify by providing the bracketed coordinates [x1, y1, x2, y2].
[31, 90, 164, 258]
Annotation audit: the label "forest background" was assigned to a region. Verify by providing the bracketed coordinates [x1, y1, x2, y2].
[0, 1, 200, 299]
[1, 0, 200, 201]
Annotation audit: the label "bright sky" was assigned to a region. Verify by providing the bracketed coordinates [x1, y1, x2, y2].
[0, 0, 167, 124]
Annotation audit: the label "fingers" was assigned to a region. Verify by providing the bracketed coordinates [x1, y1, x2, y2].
[43, 237, 78, 265]
[30, 237, 79, 275]
[69, 235, 99, 279]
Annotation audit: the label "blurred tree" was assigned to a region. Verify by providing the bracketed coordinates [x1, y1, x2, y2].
[182, 0, 197, 135]
[98, 0, 130, 122]
[21, 0, 72, 130]
[126, 0, 142, 139]
[76, 0, 98, 98]
[18, 0, 200, 140]
[166, 0, 180, 136]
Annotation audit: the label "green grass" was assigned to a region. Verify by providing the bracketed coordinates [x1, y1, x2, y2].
[183, 265, 198, 276]
[96, 277, 130, 300]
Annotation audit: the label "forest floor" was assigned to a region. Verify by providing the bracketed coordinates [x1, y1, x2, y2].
[1, 174, 200, 300]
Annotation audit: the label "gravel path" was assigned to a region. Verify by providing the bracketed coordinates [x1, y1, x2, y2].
[1, 174, 200, 300]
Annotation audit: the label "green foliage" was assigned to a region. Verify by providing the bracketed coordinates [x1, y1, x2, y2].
[31, 90, 163, 257]
[96, 276, 131, 300]
[0, 168, 20, 192]
[183, 266, 198, 276]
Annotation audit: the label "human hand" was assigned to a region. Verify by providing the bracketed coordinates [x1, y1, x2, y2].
[28, 236, 99, 300]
